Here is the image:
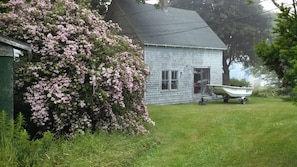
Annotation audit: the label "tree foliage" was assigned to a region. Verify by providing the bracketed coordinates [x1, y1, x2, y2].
[255, 2, 297, 88]
[170, 0, 272, 84]
[0, 0, 154, 137]
[230, 78, 250, 87]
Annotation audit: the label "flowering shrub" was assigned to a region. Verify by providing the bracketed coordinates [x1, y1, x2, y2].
[0, 0, 154, 136]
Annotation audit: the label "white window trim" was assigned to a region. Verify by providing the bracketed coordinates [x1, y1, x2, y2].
[161, 70, 178, 91]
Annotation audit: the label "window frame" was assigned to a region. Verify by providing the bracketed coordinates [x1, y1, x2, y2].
[162, 70, 169, 90]
[171, 70, 178, 90]
[161, 70, 178, 90]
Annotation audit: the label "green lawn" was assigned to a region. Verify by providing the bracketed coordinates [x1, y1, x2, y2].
[134, 97, 297, 167]
[40, 97, 297, 166]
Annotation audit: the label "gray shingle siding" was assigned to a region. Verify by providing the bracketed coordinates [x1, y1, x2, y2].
[144, 46, 222, 105]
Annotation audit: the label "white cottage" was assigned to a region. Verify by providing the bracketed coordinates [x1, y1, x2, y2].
[106, 0, 227, 105]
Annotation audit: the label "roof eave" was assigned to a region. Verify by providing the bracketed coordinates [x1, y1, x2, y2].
[0, 36, 31, 51]
[144, 43, 227, 50]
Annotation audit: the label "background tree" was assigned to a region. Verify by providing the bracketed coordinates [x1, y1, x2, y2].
[0, 0, 154, 137]
[89, 0, 110, 15]
[255, 1, 297, 88]
[170, 0, 272, 85]
[89, 0, 146, 15]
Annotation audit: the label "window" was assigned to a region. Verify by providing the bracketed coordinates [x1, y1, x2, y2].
[194, 68, 210, 94]
[162, 71, 169, 90]
[171, 71, 178, 89]
[162, 70, 178, 90]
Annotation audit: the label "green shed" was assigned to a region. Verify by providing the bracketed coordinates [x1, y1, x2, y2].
[0, 36, 31, 119]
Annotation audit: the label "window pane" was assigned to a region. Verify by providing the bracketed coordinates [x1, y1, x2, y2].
[162, 81, 169, 89]
[162, 71, 168, 80]
[162, 71, 169, 90]
[171, 71, 178, 89]
[173, 71, 178, 79]
[171, 80, 178, 89]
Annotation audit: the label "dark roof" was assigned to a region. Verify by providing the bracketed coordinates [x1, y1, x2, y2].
[106, 0, 226, 50]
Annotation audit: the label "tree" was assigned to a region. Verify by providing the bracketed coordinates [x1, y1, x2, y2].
[89, 0, 111, 15]
[89, 0, 146, 15]
[170, 0, 272, 85]
[0, 0, 154, 137]
[255, 1, 297, 88]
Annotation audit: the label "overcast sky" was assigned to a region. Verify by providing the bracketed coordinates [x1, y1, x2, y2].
[261, 0, 292, 11]
[145, 0, 293, 12]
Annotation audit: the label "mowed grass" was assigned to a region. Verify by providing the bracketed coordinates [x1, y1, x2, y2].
[39, 97, 297, 167]
[134, 97, 297, 167]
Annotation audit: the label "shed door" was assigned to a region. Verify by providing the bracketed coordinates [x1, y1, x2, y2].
[193, 68, 211, 95]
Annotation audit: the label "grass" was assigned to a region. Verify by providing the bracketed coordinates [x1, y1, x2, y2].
[133, 97, 297, 167]
[3, 97, 297, 166]
[44, 97, 297, 166]
[39, 132, 160, 167]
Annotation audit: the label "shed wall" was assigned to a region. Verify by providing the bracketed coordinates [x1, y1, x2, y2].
[144, 46, 223, 105]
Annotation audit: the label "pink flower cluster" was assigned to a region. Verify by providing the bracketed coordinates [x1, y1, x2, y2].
[0, 0, 154, 136]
